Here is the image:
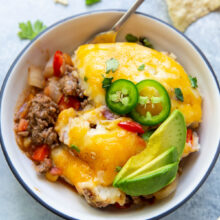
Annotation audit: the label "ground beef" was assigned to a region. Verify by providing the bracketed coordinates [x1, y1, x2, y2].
[60, 65, 84, 98]
[27, 94, 59, 147]
[35, 158, 52, 173]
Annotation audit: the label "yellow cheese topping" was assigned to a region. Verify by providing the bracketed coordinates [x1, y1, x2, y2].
[74, 43, 202, 126]
[51, 147, 96, 185]
[55, 107, 146, 186]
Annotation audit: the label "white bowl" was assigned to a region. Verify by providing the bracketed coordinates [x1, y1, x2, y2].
[0, 10, 220, 220]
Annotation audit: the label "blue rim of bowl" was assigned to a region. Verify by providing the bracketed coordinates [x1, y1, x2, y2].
[0, 9, 219, 220]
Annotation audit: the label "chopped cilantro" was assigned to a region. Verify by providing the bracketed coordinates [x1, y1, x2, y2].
[189, 76, 198, 88]
[18, 20, 46, 40]
[106, 58, 119, 73]
[125, 34, 138, 42]
[70, 145, 80, 153]
[115, 166, 122, 172]
[102, 77, 113, 89]
[86, 0, 101, 5]
[84, 76, 88, 82]
[138, 64, 145, 71]
[142, 130, 154, 141]
[139, 36, 154, 49]
[175, 88, 184, 102]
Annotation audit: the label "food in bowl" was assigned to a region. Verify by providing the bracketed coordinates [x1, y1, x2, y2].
[14, 37, 202, 208]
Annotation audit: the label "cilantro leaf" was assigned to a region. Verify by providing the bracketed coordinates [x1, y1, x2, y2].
[125, 34, 138, 42]
[115, 166, 122, 172]
[139, 37, 154, 49]
[189, 76, 198, 88]
[138, 64, 145, 71]
[86, 0, 101, 5]
[102, 77, 113, 89]
[70, 145, 80, 153]
[18, 20, 46, 40]
[142, 130, 154, 141]
[106, 58, 119, 73]
[175, 88, 184, 102]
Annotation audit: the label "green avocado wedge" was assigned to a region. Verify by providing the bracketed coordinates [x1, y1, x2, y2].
[123, 146, 178, 181]
[113, 110, 186, 186]
[118, 162, 178, 196]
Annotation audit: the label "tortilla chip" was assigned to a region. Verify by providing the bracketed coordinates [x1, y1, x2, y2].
[54, 0, 68, 5]
[166, 0, 220, 31]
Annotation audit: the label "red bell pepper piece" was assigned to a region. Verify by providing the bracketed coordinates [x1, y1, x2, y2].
[186, 128, 193, 145]
[32, 144, 50, 162]
[50, 167, 62, 176]
[53, 50, 63, 77]
[58, 95, 81, 111]
[17, 119, 29, 132]
[118, 121, 145, 134]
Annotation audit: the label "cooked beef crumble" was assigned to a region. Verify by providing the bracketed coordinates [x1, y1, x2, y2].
[27, 94, 60, 147]
[60, 65, 84, 98]
[36, 158, 52, 173]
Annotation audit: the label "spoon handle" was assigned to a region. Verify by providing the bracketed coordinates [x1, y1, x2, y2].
[111, 0, 145, 32]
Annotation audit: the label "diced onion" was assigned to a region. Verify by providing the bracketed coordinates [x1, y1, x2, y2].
[43, 55, 54, 78]
[28, 65, 45, 89]
[23, 137, 32, 148]
[44, 78, 62, 103]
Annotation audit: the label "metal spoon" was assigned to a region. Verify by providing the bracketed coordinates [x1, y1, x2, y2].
[87, 0, 145, 44]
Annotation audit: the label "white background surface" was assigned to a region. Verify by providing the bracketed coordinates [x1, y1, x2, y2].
[0, 0, 219, 219]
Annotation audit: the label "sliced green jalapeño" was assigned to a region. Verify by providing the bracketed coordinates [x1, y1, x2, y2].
[106, 79, 138, 114]
[131, 79, 171, 125]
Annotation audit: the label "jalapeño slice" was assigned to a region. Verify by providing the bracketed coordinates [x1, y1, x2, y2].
[106, 79, 138, 114]
[131, 79, 171, 125]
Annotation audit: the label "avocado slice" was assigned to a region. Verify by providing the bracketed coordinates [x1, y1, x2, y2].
[117, 162, 178, 196]
[123, 146, 178, 181]
[113, 110, 186, 186]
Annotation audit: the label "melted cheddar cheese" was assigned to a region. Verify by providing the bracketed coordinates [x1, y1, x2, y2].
[74, 43, 202, 126]
[55, 107, 146, 186]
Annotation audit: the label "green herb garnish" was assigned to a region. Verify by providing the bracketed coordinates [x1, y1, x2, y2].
[142, 130, 154, 141]
[138, 64, 145, 71]
[102, 77, 113, 89]
[175, 88, 184, 102]
[125, 34, 138, 42]
[86, 0, 101, 5]
[106, 58, 119, 73]
[115, 166, 122, 172]
[189, 76, 198, 88]
[18, 20, 47, 40]
[71, 145, 80, 153]
[84, 76, 88, 82]
[139, 37, 154, 49]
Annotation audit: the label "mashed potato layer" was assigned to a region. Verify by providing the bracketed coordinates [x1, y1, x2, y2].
[55, 107, 146, 186]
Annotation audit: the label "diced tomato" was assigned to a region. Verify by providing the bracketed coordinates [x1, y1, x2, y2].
[50, 167, 62, 176]
[58, 95, 81, 111]
[32, 144, 50, 162]
[17, 119, 29, 132]
[118, 121, 145, 134]
[53, 50, 63, 77]
[186, 128, 193, 145]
